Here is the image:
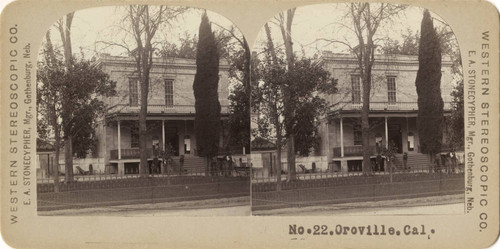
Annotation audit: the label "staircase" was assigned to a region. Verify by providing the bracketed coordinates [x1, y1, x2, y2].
[393, 153, 433, 171]
[172, 155, 206, 173]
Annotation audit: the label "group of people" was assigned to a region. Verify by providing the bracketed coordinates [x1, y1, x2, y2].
[370, 151, 461, 173]
[434, 151, 460, 173]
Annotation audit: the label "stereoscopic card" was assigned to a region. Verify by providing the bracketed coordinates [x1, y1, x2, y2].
[0, 0, 498, 248]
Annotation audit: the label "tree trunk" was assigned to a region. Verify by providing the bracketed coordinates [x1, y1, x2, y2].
[60, 12, 75, 183]
[139, 52, 151, 177]
[64, 136, 74, 182]
[281, 10, 297, 182]
[53, 133, 60, 192]
[287, 135, 296, 181]
[361, 72, 372, 174]
[139, 104, 148, 177]
[276, 139, 282, 191]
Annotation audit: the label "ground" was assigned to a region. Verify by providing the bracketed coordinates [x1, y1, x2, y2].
[252, 194, 464, 216]
[39, 196, 250, 216]
[38, 195, 463, 216]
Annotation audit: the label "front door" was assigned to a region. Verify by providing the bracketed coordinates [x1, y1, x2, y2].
[388, 124, 403, 153]
[165, 127, 179, 156]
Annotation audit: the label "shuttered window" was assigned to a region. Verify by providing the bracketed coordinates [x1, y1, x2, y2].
[129, 78, 139, 107]
[351, 75, 361, 104]
[165, 79, 174, 107]
[387, 76, 397, 104]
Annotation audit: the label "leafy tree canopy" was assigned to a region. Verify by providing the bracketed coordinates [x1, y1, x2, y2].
[37, 52, 116, 158]
[254, 55, 337, 156]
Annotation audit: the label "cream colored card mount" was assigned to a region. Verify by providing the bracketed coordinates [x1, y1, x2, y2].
[1, 0, 499, 248]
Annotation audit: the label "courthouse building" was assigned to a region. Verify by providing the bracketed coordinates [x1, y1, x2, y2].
[317, 52, 454, 172]
[251, 51, 456, 175]
[93, 54, 232, 175]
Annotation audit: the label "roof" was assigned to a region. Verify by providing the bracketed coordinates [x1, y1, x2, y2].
[37, 138, 55, 152]
[251, 137, 276, 151]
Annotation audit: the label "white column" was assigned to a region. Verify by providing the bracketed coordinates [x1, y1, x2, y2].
[340, 117, 344, 157]
[117, 120, 121, 160]
[385, 116, 389, 149]
[162, 119, 165, 151]
[326, 122, 330, 160]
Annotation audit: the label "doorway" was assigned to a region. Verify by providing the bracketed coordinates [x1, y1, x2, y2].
[388, 123, 403, 153]
[164, 127, 179, 156]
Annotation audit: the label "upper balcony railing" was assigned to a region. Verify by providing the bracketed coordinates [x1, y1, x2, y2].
[337, 101, 452, 112]
[107, 103, 230, 115]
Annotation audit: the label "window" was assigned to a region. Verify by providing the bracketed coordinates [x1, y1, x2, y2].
[387, 76, 397, 104]
[129, 78, 138, 107]
[375, 135, 383, 150]
[131, 126, 139, 148]
[353, 123, 362, 145]
[165, 79, 174, 107]
[408, 132, 415, 151]
[184, 135, 191, 154]
[351, 75, 361, 103]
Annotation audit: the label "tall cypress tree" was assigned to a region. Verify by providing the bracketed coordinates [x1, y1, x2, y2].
[193, 12, 221, 174]
[416, 10, 444, 162]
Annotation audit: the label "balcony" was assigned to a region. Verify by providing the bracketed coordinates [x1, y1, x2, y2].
[337, 102, 451, 112]
[107, 104, 230, 115]
[110, 148, 153, 160]
[333, 145, 376, 157]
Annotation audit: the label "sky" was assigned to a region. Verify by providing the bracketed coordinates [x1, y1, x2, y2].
[253, 3, 457, 58]
[41, 4, 458, 60]
[42, 6, 243, 58]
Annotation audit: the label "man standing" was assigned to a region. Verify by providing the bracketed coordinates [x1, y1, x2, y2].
[153, 144, 159, 174]
[403, 152, 408, 171]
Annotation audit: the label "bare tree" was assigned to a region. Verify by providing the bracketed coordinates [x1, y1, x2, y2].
[264, 9, 300, 181]
[333, 3, 405, 174]
[100, 6, 186, 177]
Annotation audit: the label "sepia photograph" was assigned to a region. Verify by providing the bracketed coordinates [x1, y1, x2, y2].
[250, 3, 465, 216]
[35, 5, 251, 216]
[1, 0, 498, 247]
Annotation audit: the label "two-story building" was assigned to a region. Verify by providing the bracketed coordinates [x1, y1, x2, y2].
[318, 52, 455, 172]
[94, 54, 231, 175]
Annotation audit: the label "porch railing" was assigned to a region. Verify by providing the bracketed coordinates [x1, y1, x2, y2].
[110, 148, 153, 160]
[107, 103, 230, 114]
[333, 145, 376, 157]
[337, 101, 451, 111]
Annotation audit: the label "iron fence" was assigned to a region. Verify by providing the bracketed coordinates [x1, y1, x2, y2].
[252, 163, 464, 184]
[251, 165, 465, 211]
[37, 169, 250, 211]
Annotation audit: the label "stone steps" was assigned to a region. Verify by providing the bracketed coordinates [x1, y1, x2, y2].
[393, 153, 433, 170]
[173, 156, 206, 171]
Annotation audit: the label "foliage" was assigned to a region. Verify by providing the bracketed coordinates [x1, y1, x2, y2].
[156, 29, 235, 60]
[415, 10, 444, 156]
[193, 13, 221, 161]
[382, 140, 398, 161]
[379, 29, 420, 55]
[37, 50, 116, 159]
[156, 32, 198, 59]
[214, 25, 251, 154]
[160, 143, 176, 173]
[283, 59, 337, 156]
[254, 55, 337, 156]
[226, 81, 250, 151]
[448, 79, 464, 150]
